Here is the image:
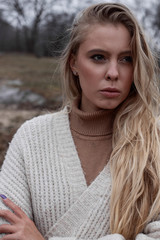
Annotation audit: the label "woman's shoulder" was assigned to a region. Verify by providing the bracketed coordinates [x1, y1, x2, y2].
[15, 107, 69, 138]
[23, 107, 67, 126]
[3, 107, 70, 162]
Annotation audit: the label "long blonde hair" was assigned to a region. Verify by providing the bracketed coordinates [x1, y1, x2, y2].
[60, 3, 160, 239]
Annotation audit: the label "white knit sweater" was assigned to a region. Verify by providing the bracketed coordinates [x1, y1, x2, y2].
[0, 108, 160, 240]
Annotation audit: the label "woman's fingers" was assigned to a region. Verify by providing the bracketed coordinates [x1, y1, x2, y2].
[0, 209, 19, 224]
[1, 233, 18, 240]
[1, 197, 26, 219]
[0, 224, 15, 233]
[0, 195, 26, 224]
[0, 195, 45, 240]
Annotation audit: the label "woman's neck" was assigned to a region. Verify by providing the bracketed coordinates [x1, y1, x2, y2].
[70, 98, 115, 136]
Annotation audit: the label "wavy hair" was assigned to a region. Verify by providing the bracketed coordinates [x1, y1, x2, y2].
[60, 3, 160, 239]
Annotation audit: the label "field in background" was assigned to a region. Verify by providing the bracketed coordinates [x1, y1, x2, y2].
[0, 53, 62, 166]
[0, 53, 62, 106]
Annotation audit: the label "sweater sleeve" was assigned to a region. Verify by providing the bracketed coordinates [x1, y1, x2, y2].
[47, 225, 160, 240]
[135, 219, 160, 239]
[47, 220, 160, 240]
[0, 124, 33, 231]
[48, 234, 125, 240]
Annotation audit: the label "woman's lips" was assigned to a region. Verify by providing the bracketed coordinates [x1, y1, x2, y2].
[100, 88, 121, 98]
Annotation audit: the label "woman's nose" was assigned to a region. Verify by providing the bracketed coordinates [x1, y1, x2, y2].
[105, 62, 119, 81]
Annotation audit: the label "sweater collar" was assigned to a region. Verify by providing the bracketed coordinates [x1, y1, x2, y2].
[69, 98, 115, 136]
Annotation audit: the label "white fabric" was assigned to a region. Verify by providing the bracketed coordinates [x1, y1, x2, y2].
[0, 108, 159, 239]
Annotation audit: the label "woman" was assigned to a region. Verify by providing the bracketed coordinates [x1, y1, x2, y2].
[0, 3, 160, 240]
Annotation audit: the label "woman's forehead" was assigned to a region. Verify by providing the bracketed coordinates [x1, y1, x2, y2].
[78, 23, 132, 53]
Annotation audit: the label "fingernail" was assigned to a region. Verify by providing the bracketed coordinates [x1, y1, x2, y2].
[0, 194, 7, 199]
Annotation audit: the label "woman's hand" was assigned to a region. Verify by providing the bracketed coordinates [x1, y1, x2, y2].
[0, 195, 45, 240]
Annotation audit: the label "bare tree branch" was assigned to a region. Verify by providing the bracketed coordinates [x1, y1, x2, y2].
[0, 0, 61, 53]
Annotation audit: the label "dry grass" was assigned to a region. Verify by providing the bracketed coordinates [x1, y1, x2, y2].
[0, 53, 61, 166]
[0, 53, 62, 104]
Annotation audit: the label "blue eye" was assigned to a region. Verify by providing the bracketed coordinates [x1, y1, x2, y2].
[121, 56, 133, 63]
[91, 54, 106, 62]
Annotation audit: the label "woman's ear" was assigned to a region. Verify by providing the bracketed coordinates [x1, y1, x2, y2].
[70, 54, 78, 76]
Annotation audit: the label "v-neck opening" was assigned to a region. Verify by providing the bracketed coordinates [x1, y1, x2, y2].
[55, 107, 111, 200]
[44, 108, 112, 239]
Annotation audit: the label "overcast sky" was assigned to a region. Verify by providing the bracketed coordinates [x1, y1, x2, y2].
[53, 0, 158, 12]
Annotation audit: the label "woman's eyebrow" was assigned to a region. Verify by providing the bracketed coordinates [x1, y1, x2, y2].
[119, 50, 132, 55]
[87, 49, 108, 54]
[87, 49, 132, 55]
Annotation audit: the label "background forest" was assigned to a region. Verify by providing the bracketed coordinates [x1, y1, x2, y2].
[0, 0, 160, 57]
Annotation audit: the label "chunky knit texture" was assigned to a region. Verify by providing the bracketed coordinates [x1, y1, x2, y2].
[0, 108, 160, 239]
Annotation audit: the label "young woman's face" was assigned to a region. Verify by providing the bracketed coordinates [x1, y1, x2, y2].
[70, 23, 134, 112]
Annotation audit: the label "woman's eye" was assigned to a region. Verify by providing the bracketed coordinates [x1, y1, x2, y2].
[90, 54, 106, 62]
[120, 56, 133, 63]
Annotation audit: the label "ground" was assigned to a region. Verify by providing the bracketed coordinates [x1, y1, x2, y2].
[0, 53, 61, 167]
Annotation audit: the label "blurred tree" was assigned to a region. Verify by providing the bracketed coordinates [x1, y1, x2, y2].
[153, 1, 160, 66]
[131, 0, 160, 53]
[0, 9, 17, 52]
[153, 2, 160, 37]
[40, 11, 75, 57]
[0, 0, 61, 54]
